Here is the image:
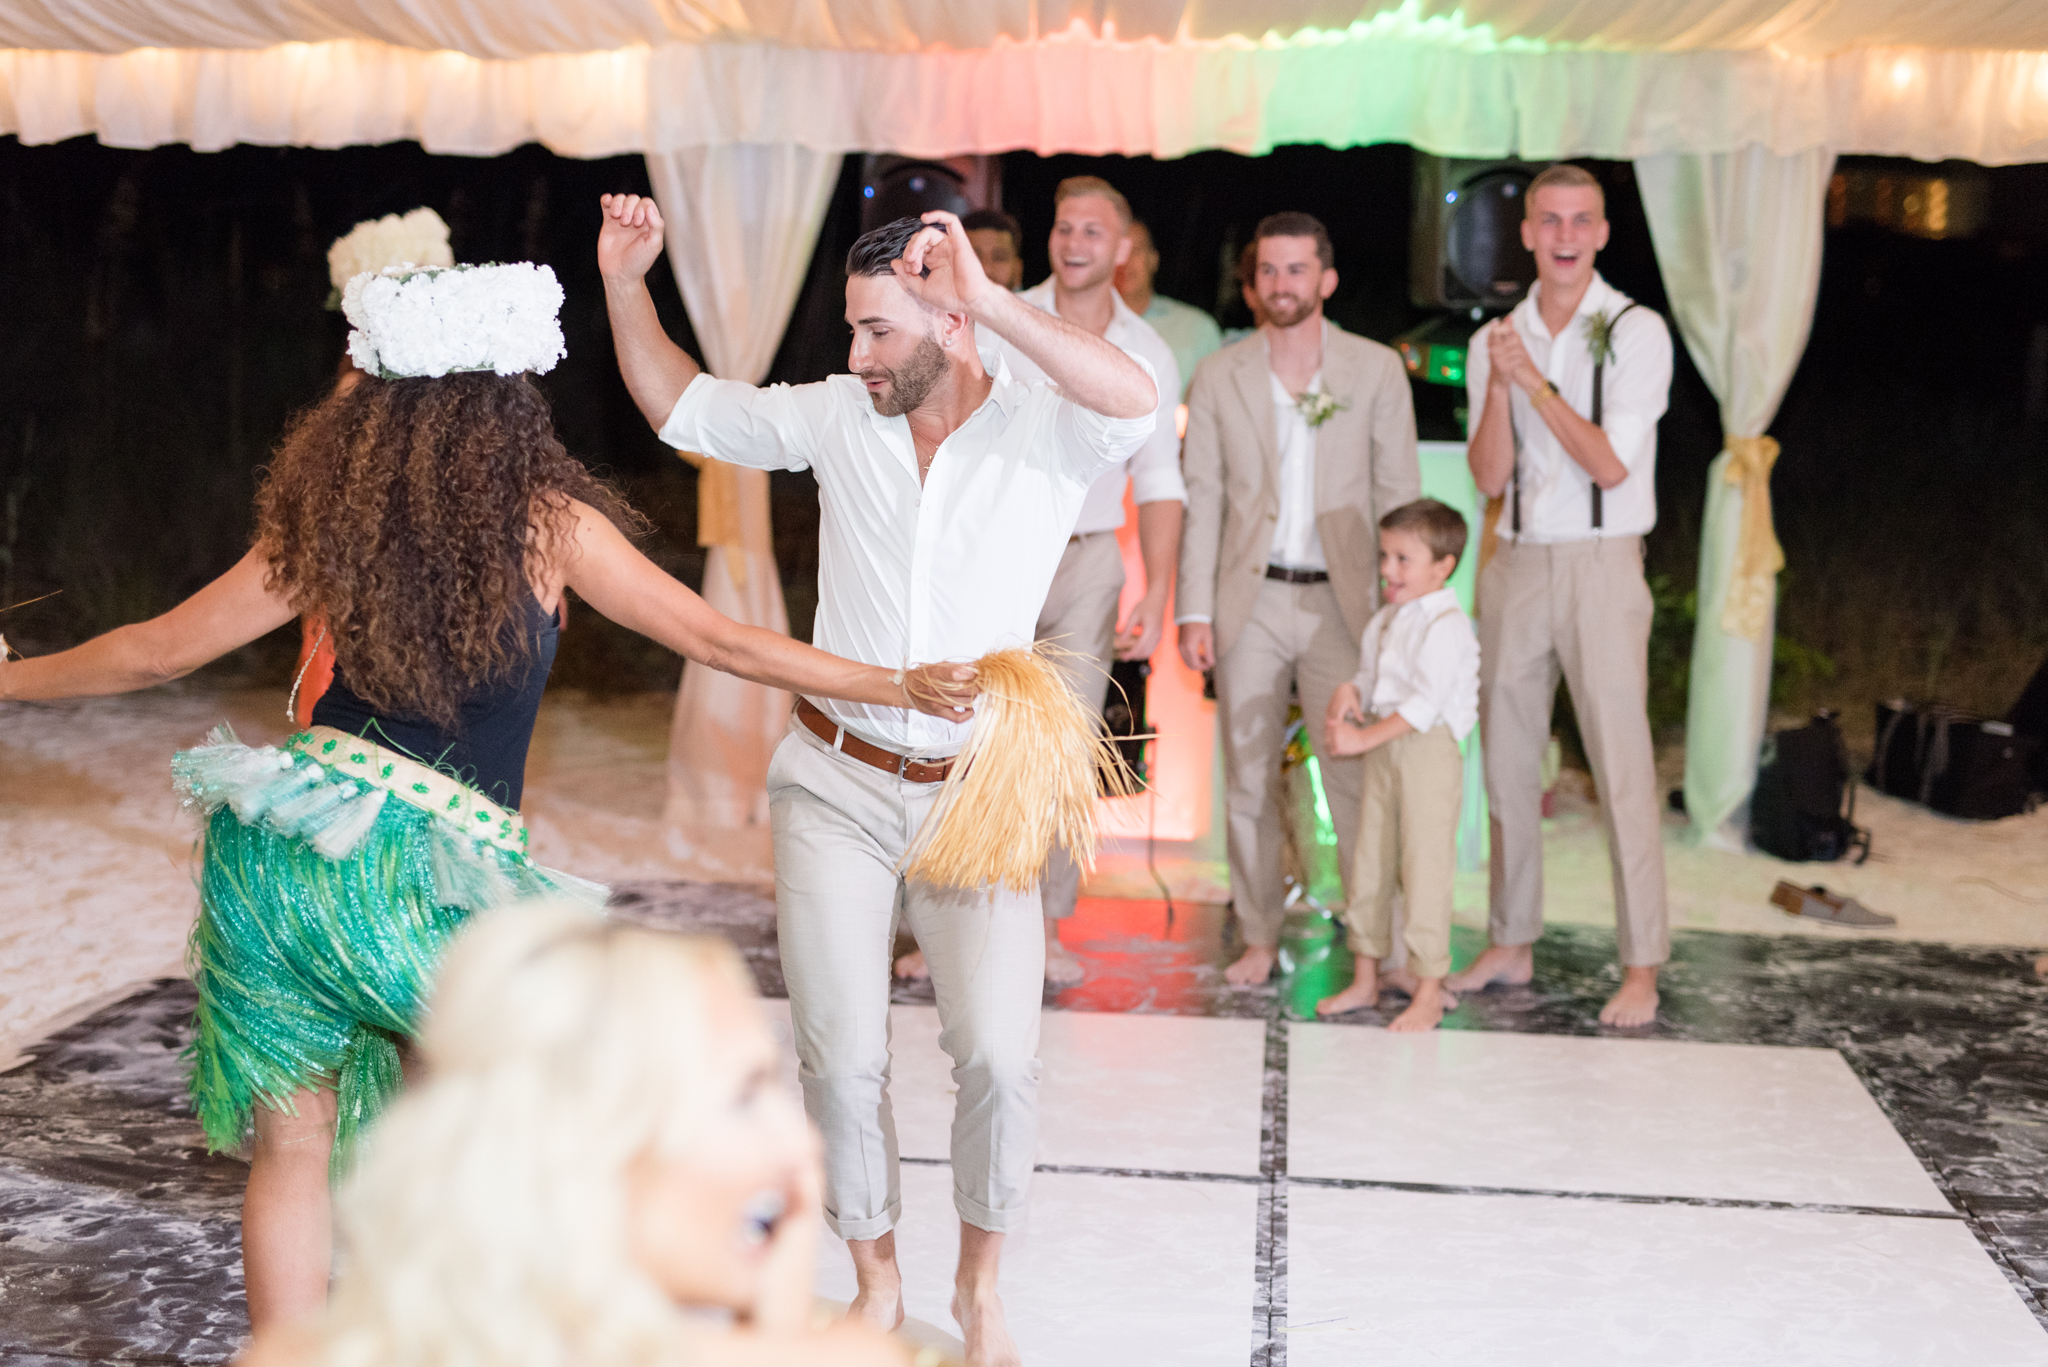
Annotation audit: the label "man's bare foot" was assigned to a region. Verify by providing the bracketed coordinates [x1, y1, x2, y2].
[2035, 955, 2047, 980]
[1599, 965, 1660, 1028]
[1387, 978, 1447, 1033]
[893, 949, 929, 980]
[846, 1233, 906, 1333]
[1044, 920, 1085, 987]
[1316, 960, 1379, 1015]
[1378, 965, 1421, 995]
[952, 1285, 1022, 1367]
[1445, 942, 1534, 993]
[1224, 944, 1278, 986]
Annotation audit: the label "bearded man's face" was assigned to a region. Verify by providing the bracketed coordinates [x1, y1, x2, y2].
[845, 273, 953, 417]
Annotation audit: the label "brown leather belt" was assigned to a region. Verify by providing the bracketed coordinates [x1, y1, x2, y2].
[796, 697, 954, 784]
[1266, 564, 1330, 584]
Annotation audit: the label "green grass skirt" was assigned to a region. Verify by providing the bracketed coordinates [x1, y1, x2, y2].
[175, 729, 605, 1173]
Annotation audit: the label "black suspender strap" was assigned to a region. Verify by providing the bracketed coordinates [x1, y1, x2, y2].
[1589, 301, 1640, 530]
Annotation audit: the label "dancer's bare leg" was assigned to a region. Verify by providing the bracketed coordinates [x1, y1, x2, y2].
[1224, 944, 1278, 986]
[1315, 957, 1379, 1016]
[893, 948, 930, 980]
[242, 1086, 339, 1332]
[1445, 941, 1533, 993]
[846, 1231, 906, 1332]
[1387, 978, 1447, 1033]
[1043, 918, 1085, 987]
[1599, 964, 1660, 1028]
[953, 1222, 1020, 1367]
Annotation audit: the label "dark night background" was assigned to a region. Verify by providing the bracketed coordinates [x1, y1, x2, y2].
[1, 135, 2044, 751]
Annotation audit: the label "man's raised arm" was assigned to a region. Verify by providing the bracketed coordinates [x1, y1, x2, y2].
[895, 211, 1157, 420]
[598, 193, 702, 432]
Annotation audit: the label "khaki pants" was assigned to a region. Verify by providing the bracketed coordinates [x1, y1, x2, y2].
[1477, 537, 1669, 966]
[767, 720, 1045, 1239]
[1213, 577, 1365, 948]
[1034, 532, 1125, 921]
[1345, 723, 1463, 980]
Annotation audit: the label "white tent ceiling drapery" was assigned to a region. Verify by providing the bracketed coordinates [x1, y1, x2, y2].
[7, 2, 2048, 164]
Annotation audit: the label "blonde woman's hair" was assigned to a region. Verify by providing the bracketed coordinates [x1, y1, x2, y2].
[313, 901, 758, 1367]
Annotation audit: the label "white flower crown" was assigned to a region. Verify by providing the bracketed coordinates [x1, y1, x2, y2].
[342, 263, 567, 380]
[326, 208, 453, 307]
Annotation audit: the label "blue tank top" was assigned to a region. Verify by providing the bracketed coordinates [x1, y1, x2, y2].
[310, 599, 558, 810]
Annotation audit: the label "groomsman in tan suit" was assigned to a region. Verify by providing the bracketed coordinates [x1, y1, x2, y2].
[1178, 212, 1420, 985]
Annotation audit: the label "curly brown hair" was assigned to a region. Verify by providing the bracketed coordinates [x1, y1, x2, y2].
[255, 372, 644, 729]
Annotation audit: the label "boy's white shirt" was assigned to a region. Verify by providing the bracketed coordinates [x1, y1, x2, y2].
[1353, 586, 1480, 742]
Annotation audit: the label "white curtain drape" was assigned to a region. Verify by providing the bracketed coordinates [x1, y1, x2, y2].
[1637, 143, 1835, 846]
[644, 143, 842, 880]
[10, 34, 2048, 165]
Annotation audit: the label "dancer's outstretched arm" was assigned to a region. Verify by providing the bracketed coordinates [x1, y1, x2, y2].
[0, 549, 295, 701]
[560, 502, 976, 721]
[597, 193, 701, 430]
[895, 210, 1157, 421]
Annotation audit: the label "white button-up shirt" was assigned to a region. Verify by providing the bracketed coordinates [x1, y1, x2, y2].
[1465, 272, 1673, 543]
[1269, 367, 1328, 571]
[994, 279, 1185, 536]
[658, 348, 1155, 756]
[1353, 587, 1480, 742]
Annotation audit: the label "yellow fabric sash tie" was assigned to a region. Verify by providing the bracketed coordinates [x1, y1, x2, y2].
[289, 725, 530, 858]
[678, 449, 747, 588]
[1718, 434, 1785, 642]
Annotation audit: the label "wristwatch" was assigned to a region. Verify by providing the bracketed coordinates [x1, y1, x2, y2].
[1534, 379, 1562, 405]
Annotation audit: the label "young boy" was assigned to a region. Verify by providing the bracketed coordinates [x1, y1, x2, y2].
[1315, 499, 1480, 1032]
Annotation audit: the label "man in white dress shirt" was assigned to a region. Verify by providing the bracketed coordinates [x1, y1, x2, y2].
[994, 176, 1185, 980]
[1178, 213, 1421, 986]
[598, 195, 1157, 1366]
[1448, 163, 1675, 1029]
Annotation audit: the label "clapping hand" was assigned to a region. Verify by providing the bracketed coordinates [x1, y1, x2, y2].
[597, 193, 666, 283]
[892, 211, 993, 316]
[1485, 318, 1542, 394]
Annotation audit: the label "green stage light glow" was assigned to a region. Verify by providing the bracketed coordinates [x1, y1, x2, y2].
[1304, 755, 1337, 846]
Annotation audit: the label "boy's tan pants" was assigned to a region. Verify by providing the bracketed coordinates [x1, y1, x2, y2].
[1345, 723, 1464, 980]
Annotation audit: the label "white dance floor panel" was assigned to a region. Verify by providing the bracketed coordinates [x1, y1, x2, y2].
[1287, 1185, 2048, 1366]
[814, 1162, 1260, 1367]
[1288, 1024, 1949, 1212]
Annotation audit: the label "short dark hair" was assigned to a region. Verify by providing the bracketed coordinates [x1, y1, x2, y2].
[961, 208, 1023, 254]
[1379, 498, 1468, 568]
[1235, 239, 1259, 287]
[1253, 212, 1334, 270]
[846, 216, 926, 278]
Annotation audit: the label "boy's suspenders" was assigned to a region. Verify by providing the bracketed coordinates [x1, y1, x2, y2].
[1509, 299, 1641, 535]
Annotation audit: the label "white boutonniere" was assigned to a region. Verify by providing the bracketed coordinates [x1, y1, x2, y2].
[1295, 389, 1347, 429]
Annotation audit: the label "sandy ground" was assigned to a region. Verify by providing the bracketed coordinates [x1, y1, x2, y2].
[4, 684, 2045, 1067]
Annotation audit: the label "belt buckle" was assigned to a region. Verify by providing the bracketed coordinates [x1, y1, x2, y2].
[894, 752, 912, 779]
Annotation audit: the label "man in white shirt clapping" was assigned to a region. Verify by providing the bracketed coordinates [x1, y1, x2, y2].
[598, 195, 1158, 1367]
[1451, 163, 1675, 1029]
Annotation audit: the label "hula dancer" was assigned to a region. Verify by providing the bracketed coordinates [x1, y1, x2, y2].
[0, 262, 976, 1332]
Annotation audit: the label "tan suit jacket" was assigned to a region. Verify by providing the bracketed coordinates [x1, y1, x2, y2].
[1179, 324, 1421, 658]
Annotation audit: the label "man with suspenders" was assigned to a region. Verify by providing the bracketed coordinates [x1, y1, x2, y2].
[1451, 163, 1676, 1028]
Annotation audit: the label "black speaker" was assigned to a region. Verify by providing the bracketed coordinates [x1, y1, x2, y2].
[1410, 155, 1542, 313]
[860, 157, 972, 234]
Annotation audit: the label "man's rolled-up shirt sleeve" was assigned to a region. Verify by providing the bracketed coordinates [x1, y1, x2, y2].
[657, 372, 827, 472]
[1051, 353, 1158, 485]
[1601, 311, 1674, 478]
[1127, 348, 1187, 507]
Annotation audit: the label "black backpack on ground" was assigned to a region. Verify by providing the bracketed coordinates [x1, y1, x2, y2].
[1870, 699, 2040, 820]
[1752, 711, 1872, 863]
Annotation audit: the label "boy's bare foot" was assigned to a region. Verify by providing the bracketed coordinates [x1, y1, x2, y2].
[1599, 965, 1660, 1028]
[847, 1233, 906, 1333]
[1315, 960, 1380, 1016]
[1378, 965, 1421, 996]
[1387, 978, 1447, 1033]
[1044, 920, 1085, 987]
[1445, 942, 1533, 993]
[1224, 944, 1278, 986]
[893, 949, 929, 980]
[2035, 955, 2047, 980]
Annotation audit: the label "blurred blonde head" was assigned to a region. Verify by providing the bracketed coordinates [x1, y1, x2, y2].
[313, 901, 773, 1367]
